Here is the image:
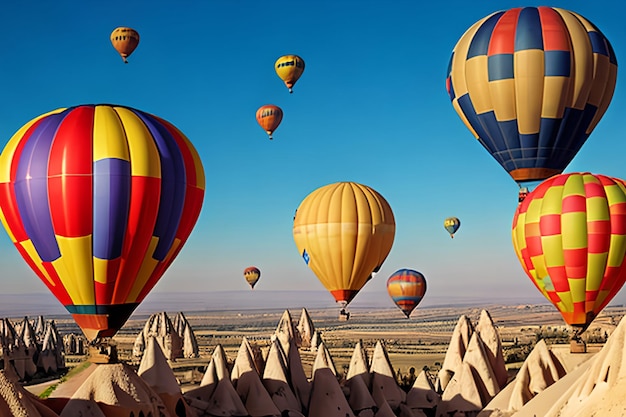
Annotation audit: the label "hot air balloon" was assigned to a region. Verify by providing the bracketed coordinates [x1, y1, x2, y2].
[0, 104, 205, 346]
[444, 217, 461, 238]
[110, 27, 140, 63]
[512, 172, 626, 338]
[446, 7, 617, 200]
[293, 182, 395, 319]
[275, 55, 305, 93]
[244, 266, 261, 289]
[387, 269, 427, 318]
[256, 105, 283, 140]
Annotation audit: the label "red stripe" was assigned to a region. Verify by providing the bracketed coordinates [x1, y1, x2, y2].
[488, 8, 521, 55]
[563, 248, 588, 279]
[40, 261, 73, 306]
[538, 7, 571, 51]
[111, 176, 161, 304]
[611, 213, 626, 234]
[546, 265, 568, 290]
[539, 214, 561, 236]
[95, 258, 121, 305]
[583, 180, 606, 198]
[48, 107, 94, 237]
[561, 194, 586, 214]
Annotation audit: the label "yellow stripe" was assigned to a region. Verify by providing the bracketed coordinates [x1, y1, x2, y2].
[586, 252, 607, 292]
[127, 236, 160, 302]
[607, 235, 626, 268]
[93, 257, 111, 285]
[514, 50, 544, 134]
[542, 235, 565, 267]
[542, 77, 568, 118]
[556, 290, 573, 312]
[449, 15, 489, 98]
[465, 56, 492, 114]
[568, 278, 586, 303]
[587, 64, 617, 133]
[489, 79, 516, 122]
[0, 109, 65, 183]
[557, 9, 593, 110]
[113, 107, 161, 178]
[93, 105, 130, 162]
[452, 99, 478, 138]
[52, 236, 94, 305]
[20, 240, 55, 287]
[586, 196, 609, 221]
[539, 185, 564, 215]
[561, 211, 587, 250]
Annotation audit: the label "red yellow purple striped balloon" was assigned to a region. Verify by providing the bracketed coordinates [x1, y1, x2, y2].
[512, 173, 626, 332]
[0, 105, 205, 341]
[386, 269, 427, 318]
[446, 7, 617, 186]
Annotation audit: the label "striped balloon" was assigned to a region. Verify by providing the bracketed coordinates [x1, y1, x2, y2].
[446, 7, 617, 185]
[0, 105, 205, 341]
[387, 269, 427, 318]
[512, 173, 626, 332]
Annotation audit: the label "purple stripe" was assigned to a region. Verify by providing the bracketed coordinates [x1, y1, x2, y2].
[14, 113, 68, 262]
[515, 8, 543, 51]
[93, 158, 131, 260]
[132, 110, 187, 261]
[467, 12, 503, 59]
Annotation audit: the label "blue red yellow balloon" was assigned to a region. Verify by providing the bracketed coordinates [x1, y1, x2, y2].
[387, 269, 427, 318]
[293, 182, 395, 307]
[244, 266, 261, 289]
[512, 173, 626, 332]
[256, 105, 283, 140]
[446, 7, 617, 186]
[275, 55, 305, 93]
[0, 104, 205, 341]
[110, 27, 140, 64]
[444, 217, 461, 238]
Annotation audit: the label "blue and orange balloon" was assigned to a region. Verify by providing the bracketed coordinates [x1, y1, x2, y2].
[387, 269, 427, 318]
[0, 104, 205, 341]
[444, 217, 461, 238]
[446, 7, 617, 188]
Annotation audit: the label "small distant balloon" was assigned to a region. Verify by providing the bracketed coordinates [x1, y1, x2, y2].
[387, 269, 427, 318]
[256, 105, 283, 140]
[275, 55, 305, 93]
[110, 27, 140, 63]
[244, 266, 261, 289]
[444, 217, 460, 238]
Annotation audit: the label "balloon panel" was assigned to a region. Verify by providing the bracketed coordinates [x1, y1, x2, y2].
[0, 105, 205, 340]
[447, 7, 617, 184]
[293, 182, 395, 305]
[512, 172, 626, 330]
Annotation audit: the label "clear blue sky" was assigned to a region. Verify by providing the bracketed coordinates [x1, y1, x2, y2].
[0, 0, 625, 310]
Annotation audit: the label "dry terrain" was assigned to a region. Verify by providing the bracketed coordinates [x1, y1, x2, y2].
[50, 302, 626, 392]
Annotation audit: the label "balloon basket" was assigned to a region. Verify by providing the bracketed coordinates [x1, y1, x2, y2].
[338, 308, 351, 321]
[88, 341, 118, 364]
[569, 338, 587, 354]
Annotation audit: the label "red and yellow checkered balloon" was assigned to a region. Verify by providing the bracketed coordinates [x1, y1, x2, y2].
[512, 173, 626, 331]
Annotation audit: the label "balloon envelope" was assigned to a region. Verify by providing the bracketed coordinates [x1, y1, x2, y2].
[0, 104, 205, 341]
[446, 7, 617, 186]
[293, 182, 395, 306]
[110, 27, 140, 63]
[387, 269, 427, 318]
[444, 217, 461, 238]
[244, 266, 261, 289]
[512, 172, 626, 332]
[256, 105, 283, 140]
[275, 55, 305, 93]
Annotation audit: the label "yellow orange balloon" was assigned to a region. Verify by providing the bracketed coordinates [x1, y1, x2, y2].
[275, 55, 305, 93]
[293, 182, 395, 306]
[110, 27, 140, 63]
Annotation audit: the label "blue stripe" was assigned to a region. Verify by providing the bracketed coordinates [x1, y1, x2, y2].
[488, 54, 514, 81]
[467, 12, 503, 59]
[14, 112, 69, 262]
[545, 50, 570, 76]
[515, 8, 543, 51]
[607, 40, 617, 65]
[588, 31, 609, 57]
[133, 111, 187, 261]
[93, 158, 131, 260]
